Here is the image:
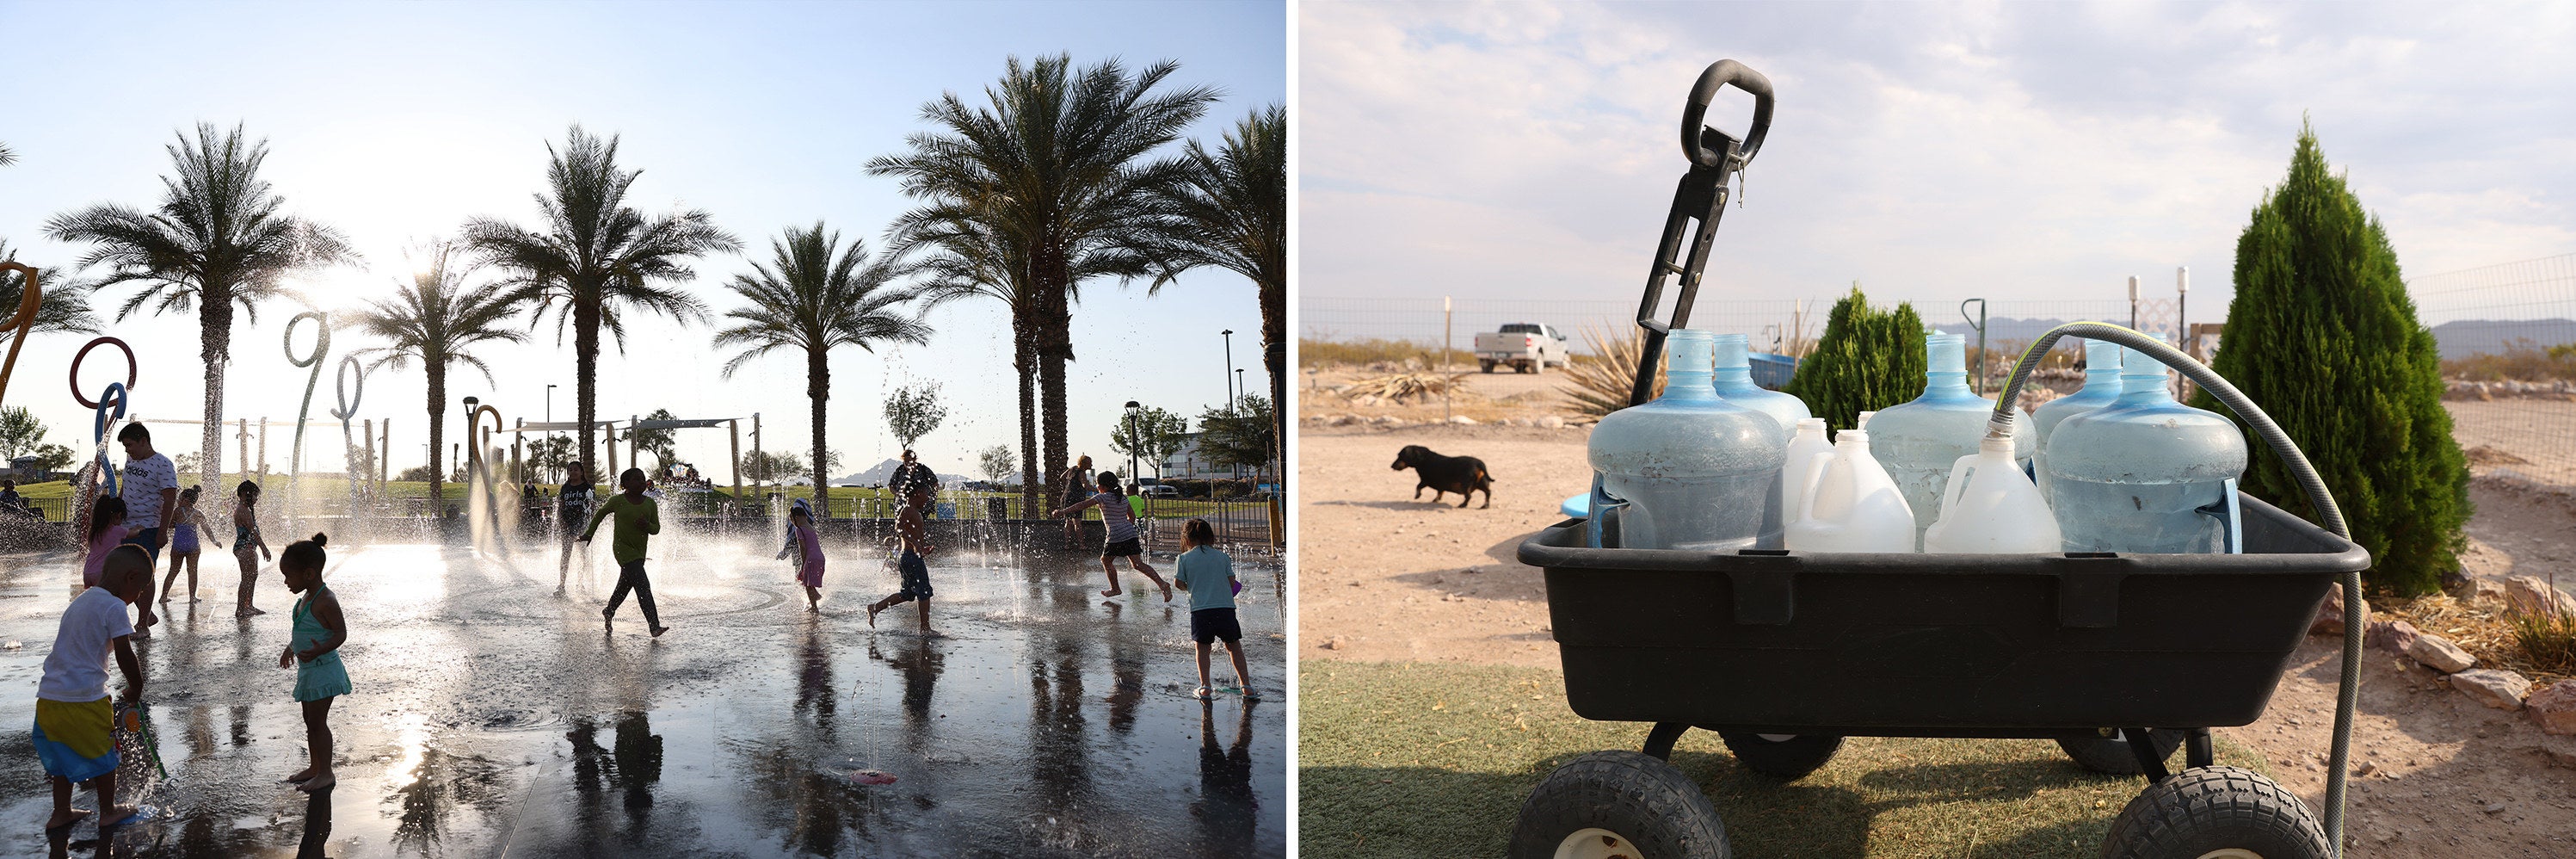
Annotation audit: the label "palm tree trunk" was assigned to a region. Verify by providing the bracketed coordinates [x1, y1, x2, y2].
[1016, 337, 1038, 521]
[575, 287, 601, 487]
[1261, 274, 1285, 499]
[1038, 271, 1072, 493]
[427, 372, 446, 517]
[808, 350, 830, 521]
[200, 299, 232, 501]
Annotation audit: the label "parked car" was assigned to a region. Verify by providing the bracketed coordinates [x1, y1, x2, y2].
[1142, 485, 1180, 497]
[1473, 323, 1572, 374]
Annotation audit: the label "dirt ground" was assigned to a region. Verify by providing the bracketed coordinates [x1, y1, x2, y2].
[1297, 423, 2576, 857]
[2447, 399, 2576, 489]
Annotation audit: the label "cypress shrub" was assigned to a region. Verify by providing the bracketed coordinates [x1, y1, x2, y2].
[2192, 122, 2468, 595]
[1782, 286, 1926, 431]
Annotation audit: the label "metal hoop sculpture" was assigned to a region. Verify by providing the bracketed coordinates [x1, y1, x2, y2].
[283, 312, 330, 526]
[0, 262, 41, 409]
[69, 337, 138, 409]
[89, 382, 128, 498]
[466, 404, 512, 553]
[330, 356, 367, 509]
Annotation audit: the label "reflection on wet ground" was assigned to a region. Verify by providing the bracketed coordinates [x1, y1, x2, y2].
[0, 535, 1285, 856]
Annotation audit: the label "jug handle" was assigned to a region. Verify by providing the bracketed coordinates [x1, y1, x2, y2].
[1796, 449, 1835, 523]
[1940, 454, 1981, 521]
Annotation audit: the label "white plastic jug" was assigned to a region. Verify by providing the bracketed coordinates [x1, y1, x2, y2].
[1784, 430, 1916, 553]
[1778, 417, 1833, 528]
[1923, 435, 2064, 553]
[1856, 411, 1878, 430]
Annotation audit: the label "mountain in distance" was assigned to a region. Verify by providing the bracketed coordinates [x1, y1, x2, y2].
[1933, 317, 2575, 362]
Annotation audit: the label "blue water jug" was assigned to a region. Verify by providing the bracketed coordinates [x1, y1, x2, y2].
[1587, 329, 1787, 550]
[2044, 335, 2246, 553]
[2030, 339, 2124, 506]
[1864, 331, 2035, 548]
[1712, 333, 1811, 442]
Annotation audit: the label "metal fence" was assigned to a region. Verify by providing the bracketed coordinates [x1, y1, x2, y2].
[1305, 253, 2576, 492]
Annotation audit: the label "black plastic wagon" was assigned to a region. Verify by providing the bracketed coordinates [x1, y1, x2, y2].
[1507, 61, 2374, 859]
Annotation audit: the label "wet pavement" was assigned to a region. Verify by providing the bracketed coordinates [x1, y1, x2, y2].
[0, 534, 1285, 857]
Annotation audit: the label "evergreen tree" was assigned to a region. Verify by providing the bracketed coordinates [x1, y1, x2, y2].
[1781, 287, 1926, 431]
[2194, 122, 2468, 595]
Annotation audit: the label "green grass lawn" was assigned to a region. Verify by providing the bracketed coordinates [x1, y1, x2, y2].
[1300, 660, 2274, 859]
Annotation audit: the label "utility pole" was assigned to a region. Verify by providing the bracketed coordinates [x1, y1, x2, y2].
[1221, 329, 1236, 411]
[1444, 295, 1453, 421]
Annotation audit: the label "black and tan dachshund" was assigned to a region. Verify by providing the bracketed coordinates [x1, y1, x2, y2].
[1391, 444, 1494, 509]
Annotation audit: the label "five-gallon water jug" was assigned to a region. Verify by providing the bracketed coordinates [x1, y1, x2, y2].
[1778, 417, 1833, 528]
[2044, 335, 2247, 553]
[1922, 435, 2063, 553]
[1864, 332, 2034, 548]
[1588, 329, 1787, 551]
[1713, 333, 1811, 440]
[1784, 429, 1915, 553]
[2030, 339, 2123, 506]
[1855, 411, 1878, 430]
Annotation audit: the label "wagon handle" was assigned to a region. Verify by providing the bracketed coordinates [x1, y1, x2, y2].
[1629, 59, 1778, 407]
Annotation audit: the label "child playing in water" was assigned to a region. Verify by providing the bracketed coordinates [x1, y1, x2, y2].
[231, 481, 273, 617]
[1173, 519, 1256, 701]
[1049, 473, 1172, 601]
[275, 534, 348, 793]
[866, 484, 939, 636]
[79, 497, 130, 590]
[776, 499, 826, 611]
[160, 486, 206, 603]
[35, 546, 147, 831]
[582, 468, 669, 637]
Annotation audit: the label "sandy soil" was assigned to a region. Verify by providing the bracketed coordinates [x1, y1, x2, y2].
[2448, 399, 2576, 490]
[1297, 425, 2576, 856]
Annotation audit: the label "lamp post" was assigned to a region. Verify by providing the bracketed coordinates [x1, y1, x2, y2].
[1123, 400, 1141, 488]
[1221, 329, 1236, 411]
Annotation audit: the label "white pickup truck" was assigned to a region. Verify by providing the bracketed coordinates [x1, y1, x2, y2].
[1474, 323, 1572, 374]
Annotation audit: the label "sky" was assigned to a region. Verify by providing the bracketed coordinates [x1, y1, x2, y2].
[1298, 2, 2576, 326]
[0, 0, 1283, 485]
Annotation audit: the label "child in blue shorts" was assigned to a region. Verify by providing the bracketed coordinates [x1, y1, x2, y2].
[35, 547, 148, 831]
[1173, 519, 1255, 701]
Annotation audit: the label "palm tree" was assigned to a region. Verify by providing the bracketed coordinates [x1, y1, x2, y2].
[1153, 104, 1286, 484]
[0, 142, 17, 166]
[44, 122, 355, 493]
[868, 54, 1217, 508]
[461, 126, 737, 480]
[903, 207, 1045, 516]
[346, 243, 528, 515]
[712, 223, 929, 518]
[1, 238, 104, 343]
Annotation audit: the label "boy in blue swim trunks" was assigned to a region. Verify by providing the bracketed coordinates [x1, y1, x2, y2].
[35, 547, 148, 831]
[866, 484, 940, 636]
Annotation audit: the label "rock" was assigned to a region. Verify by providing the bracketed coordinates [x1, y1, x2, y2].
[2503, 576, 2576, 618]
[2406, 633, 2476, 673]
[2451, 669, 2530, 710]
[2483, 800, 2507, 814]
[1320, 636, 1346, 651]
[2366, 619, 2420, 656]
[2310, 582, 2367, 636]
[2441, 569, 2476, 600]
[1355, 394, 1382, 407]
[2541, 747, 2576, 769]
[1538, 415, 1565, 429]
[1449, 416, 1478, 425]
[2527, 682, 2576, 735]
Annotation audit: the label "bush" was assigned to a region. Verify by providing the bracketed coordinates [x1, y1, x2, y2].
[2191, 122, 2468, 596]
[1299, 337, 1474, 368]
[1781, 287, 1926, 431]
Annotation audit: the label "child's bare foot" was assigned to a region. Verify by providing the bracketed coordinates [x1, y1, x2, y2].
[601, 607, 614, 628]
[920, 628, 945, 639]
[238, 606, 264, 617]
[295, 773, 335, 793]
[285, 767, 315, 782]
[95, 804, 137, 829]
[650, 625, 671, 638]
[866, 604, 880, 627]
[1100, 587, 1121, 598]
[42, 807, 92, 830]
[1160, 585, 1174, 603]
[188, 596, 201, 603]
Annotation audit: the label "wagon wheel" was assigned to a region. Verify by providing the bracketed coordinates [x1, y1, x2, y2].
[1508, 751, 1729, 859]
[2057, 728, 2184, 775]
[1715, 731, 1843, 780]
[2099, 766, 2329, 859]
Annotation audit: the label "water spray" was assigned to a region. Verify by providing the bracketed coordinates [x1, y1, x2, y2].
[0, 261, 42, 408]
[330, 356, 367, 517]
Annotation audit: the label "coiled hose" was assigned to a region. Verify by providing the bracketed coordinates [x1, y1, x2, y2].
[1986, 322, 2359, 857]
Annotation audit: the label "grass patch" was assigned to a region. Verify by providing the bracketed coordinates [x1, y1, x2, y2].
[1300, 660, 2273, 859]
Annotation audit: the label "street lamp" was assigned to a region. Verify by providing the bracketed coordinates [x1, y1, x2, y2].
[1220, 329, 1235, 411]
[1236, 368, 1247, 411]
[1123, 400, 1142, 488]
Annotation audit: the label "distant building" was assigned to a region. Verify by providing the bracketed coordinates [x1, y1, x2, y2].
[1157, 433, 1248, 480]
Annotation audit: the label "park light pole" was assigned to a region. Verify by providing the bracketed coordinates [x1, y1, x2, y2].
[1221, 329, 1236, 411]
[1124, 400, 1141, 487]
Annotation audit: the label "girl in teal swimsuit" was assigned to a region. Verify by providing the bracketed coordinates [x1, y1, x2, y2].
[276, 533, 348, 793]
[231, 481, 273, 617]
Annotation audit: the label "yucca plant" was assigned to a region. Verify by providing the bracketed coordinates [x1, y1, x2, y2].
[1562, 323, 1667, 417]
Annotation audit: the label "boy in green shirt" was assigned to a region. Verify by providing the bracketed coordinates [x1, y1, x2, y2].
[581, 467, 669, 637]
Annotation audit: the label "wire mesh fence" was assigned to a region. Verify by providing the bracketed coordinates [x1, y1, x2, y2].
[1304, 253, 2576, 492]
